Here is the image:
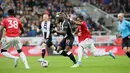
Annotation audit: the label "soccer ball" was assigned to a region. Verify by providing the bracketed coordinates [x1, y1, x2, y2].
[41, 60, 49, 67]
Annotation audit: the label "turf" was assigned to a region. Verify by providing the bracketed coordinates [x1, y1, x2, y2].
[0, 56, 130, 73]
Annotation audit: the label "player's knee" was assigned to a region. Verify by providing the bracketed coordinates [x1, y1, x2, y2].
[56, 46, 62, 53]
[41, 43, 46, 47]
[17, 49, 22, 53]
[1, 49, 7, 53]
[64, 46, 71, 52]
[123, 47, 127, 52]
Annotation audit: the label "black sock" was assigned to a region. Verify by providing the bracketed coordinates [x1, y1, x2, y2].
[42, 49, 46, 58]
[68, 53, 76, 64]
[60, 51, 68, 56]
[126, 52, 130, 58]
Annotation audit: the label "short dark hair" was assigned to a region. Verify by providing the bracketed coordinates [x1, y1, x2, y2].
[78, 15, 84, 20]
[8, 9, 15, 16]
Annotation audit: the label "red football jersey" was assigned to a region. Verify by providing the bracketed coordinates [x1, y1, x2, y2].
[77, 21, 92, 43]
[1, 16, 23, 37]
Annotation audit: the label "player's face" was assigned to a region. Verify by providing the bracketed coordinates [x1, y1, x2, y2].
[118, 16, 123, 21]
[56, 12, 65, 22]
[56, 16, 64, 22]
[118, 13, 124, 22]
[43, 14, 49, 21]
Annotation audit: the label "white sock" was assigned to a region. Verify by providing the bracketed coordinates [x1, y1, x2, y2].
[19, 52, 30, 68]
[93, 51, 109, 56]
[2, 52, 16, 59]
[58, 50, 63, 54]
[77, 46, 83, 62]
[67, 51, 72, 55]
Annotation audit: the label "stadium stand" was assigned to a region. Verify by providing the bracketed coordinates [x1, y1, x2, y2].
[0, 0, 106, 37]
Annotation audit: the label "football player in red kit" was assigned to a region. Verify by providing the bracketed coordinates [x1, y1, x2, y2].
[0, 9, 30, 69]
[70, 15, 115, 68]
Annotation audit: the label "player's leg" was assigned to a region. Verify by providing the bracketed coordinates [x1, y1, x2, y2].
[14, 38, 30, 69]
[47, 38, 58, 54]
[125, 52, 130, 58]
[50, 45, 58, 54]
[72, 40, 87, 68]
[127, 37, 130, 53]
[39, 38, 54, 61]
[57, 46, 68, 56]
[77, 46, 84, 63]
[83, 48, 88, 59]
[77, 39, 92, 63]
[37, 41, 47, 62]
[56, 38, 68, 56]
[121, 38, 130, 58]
[123, 38, 130, 58]
[123, 47, 130, 58]
[64, 46, 76, 65]
[90, 44, 108, 56]
[1, 37, 19, 68]
[81, 38, 114, 58]
[63, 37, 77, 67]
[89, 43, 115, 59]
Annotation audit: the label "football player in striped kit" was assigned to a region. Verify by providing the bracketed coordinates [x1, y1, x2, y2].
[37, 14, 57, 62]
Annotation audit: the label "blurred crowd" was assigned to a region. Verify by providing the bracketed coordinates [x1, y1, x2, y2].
[0, 0, 75, 37]
[81, 0, 130, 13]
[0, 0, 103, 37]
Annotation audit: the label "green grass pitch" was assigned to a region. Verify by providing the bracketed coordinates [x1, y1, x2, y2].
[0, 56, 130, 73]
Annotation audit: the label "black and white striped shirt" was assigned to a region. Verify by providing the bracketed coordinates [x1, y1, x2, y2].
[41, 21, 52, 39]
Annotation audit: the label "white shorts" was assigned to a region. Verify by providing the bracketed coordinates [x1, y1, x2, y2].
[79, 38, 96, 53]
[1, 37, 22, 50]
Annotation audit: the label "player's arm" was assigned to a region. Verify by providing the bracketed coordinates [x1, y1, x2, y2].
[51, 23, 56, 33]
[70, 18, 82, 25]
[54, 23, 67, 35]
[74, 28, 79, 35]
[54, 29, 66, 35]
[20, 27, 24, 35]
[19, 21, 25, 35]
[56, 31, 66, 35]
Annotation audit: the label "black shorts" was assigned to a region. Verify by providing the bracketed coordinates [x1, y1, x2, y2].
[58, 36, 74, 50]
[122, 36, 130, 49]
[41, 37, 53, 47]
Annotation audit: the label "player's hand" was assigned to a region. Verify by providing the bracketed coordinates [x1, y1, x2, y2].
[53, 33, 58, 36]
[52, 29, 57, 33]
[52, 29, 56, 33]
[77, 33, 81, 36]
